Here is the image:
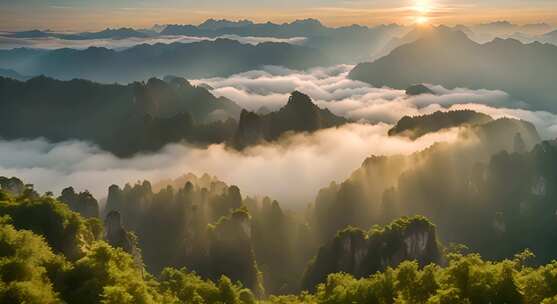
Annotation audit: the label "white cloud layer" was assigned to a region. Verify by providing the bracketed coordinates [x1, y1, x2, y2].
[0, 124, 458, 208]
[193, 65, 557, 139]
[0, 34, 306, 50]
[3, 65, 557, 209]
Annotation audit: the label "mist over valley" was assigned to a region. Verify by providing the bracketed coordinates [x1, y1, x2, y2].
[2, 4, 557, 302]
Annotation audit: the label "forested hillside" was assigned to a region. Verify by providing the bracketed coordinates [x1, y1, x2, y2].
[2, 181, 557, 303]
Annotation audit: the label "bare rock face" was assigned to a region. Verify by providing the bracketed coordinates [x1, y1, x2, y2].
[334, 229, 369, 276]
[104, 210, 134, 254]
[302, 216, 441, 291]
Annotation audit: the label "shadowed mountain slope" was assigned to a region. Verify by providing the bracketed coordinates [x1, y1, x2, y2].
[349, 27, 557, 112]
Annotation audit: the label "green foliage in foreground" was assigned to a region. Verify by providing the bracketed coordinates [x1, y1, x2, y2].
[0, 216, 257, 304]
[0, 194, 102, 260]
[1, 190, 557, 304]
[268, 251, 557, 304]
[0, 191, 256, 304]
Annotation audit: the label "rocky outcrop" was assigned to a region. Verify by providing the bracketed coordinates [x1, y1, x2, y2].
[233, 91, 347, 148]
[233, 110, 265, 148]
[388, 110, 493, 139]
[58, 187, 99, 218]
[405, 84, 435, 96]
[388, 110, 541, 153]
[302, 216, 441, 291]
[208, 209, 264, 297]
[0, 177, 25, 196]
[104, 210, 134, 254]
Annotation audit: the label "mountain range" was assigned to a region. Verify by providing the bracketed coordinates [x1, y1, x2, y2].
[3, 27, 156, 40]
[349, 27, 557, 112]
[0, 19, 407, 64]
[0, 76, 347, 156]
[0, 39, 331, 83]
[0, 75, 240, 156]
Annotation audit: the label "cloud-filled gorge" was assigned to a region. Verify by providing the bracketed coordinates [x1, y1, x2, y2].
[0, 124, 459, 207]
[3, 64, 557, 206]
[5, 8, 557, 301]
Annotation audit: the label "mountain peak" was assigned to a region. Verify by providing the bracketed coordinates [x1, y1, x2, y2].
[405, 84, 435, 96]
[291, 18, 323, 26]
[285, 91, 315, 108]
[199, 18, 254, 30]
[487, 37, 524, 47]
[233, 91, 346, 149]
[477, 20, 515, 29]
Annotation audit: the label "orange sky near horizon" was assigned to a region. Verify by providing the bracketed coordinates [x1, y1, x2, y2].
[1, 0, 556, 31]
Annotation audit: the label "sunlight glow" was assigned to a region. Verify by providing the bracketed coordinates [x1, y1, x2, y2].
[414, 0, 432, 13]
[416, 16, 430, 24]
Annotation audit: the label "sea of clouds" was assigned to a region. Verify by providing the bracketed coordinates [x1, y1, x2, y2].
[0, 34, 306, 50]
[194, 65, 557, 138]
[0, 124, 458, 208]
[2, 64, 557, 207]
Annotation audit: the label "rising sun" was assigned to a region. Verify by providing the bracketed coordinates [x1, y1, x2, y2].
[416, 16, 430, 25]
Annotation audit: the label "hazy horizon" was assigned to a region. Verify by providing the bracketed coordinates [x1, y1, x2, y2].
[3, 1, 557, 302]
[2, 0, 557, 31]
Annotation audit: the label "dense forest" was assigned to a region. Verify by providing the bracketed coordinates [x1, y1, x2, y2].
[2, 3, 557, 301]
[2, 110, 557, 303]
[2, 178, 557, 303]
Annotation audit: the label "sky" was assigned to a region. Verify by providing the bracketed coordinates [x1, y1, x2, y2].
[1, 0, 556, 31]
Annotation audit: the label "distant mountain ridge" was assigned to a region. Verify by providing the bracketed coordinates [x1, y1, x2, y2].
[0, 39, 331, 83]
[160, 18, 405, 63]
[3, 27, 155, 40]
[162, 18, 365, 38]
[0, 68, 30, 81]
[349, 27, 557, 112]
[1, 19, 406, 65]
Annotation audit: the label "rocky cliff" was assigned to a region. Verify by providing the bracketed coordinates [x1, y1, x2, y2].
[104, 210, 134, 254]
[302, 216, 441, 291]
[59, 187, 99, 218]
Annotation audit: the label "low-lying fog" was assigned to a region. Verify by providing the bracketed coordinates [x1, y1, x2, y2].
[2, 65, 557, 207]
[0, 34, 307, 50]
[0, 124, 458, 207]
